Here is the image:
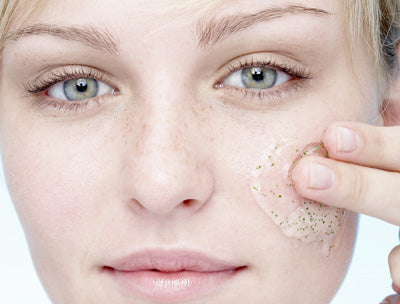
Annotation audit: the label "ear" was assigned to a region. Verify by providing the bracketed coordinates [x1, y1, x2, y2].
[382, 44, 400, 126]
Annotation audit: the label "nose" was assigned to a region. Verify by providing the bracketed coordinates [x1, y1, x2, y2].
[120, 97, 214, 217]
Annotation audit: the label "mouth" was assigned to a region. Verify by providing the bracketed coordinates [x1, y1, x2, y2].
[103, 249, 247, 302]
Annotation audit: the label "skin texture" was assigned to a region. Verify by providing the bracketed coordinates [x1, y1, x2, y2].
[0, 0, 398, 303]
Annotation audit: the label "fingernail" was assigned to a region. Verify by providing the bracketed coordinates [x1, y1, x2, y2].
[309, 163, 335, 189]
[337, 127, 359, 152]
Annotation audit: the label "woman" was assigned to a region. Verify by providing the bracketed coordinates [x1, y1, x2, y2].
[0, 0, 399, 303]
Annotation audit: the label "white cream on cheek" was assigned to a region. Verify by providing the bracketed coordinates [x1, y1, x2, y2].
[250, 141, 348, 257]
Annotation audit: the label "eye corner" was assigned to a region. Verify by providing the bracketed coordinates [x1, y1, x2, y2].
[111, 87, 120, 96]
[213, 81, 224, 89]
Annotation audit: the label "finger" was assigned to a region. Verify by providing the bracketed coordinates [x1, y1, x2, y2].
[322, 122, 400, 171]
[291, 156, 400, 225]
[381, 294, 400, 304]
[390, 245, 400, 289]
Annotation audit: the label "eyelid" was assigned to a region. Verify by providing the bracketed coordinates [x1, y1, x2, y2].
[214, 54, 311, 87]
[212, 53, 311, 108]
[22, 65, 120, 115]
[23, 65, 118, 95]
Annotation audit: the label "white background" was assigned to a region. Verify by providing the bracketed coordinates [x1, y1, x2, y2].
[1, 169, 398, 303]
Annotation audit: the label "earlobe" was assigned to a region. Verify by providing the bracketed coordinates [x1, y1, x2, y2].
[382, 44, 400, 126]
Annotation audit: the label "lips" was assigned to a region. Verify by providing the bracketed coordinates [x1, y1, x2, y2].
[103, 249, 246, 302]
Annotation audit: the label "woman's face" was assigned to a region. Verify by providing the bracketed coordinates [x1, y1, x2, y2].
[0, 0, 380, 303]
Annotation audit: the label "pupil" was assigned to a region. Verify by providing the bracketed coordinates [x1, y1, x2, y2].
[76, 79, 88, 92]
[251, 68, 264, 81]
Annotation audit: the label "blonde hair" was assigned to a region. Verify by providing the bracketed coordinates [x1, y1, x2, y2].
[345, 0, 400, 88]
[0, 0, 18, 48]
[1, 0, 399, 86]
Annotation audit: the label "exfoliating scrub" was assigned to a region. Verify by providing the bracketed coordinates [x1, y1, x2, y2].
[251, 142, 348, 256]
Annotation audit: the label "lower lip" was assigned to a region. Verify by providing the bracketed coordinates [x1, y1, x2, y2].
[104, 267, 240, 302]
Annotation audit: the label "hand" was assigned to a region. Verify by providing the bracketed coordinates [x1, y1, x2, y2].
[291, 121, 400, 303]
[379, 281, 400, 304]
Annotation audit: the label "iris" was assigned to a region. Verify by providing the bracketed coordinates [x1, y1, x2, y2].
[63, 78, 99, 101]
[241, 67, 277, 89]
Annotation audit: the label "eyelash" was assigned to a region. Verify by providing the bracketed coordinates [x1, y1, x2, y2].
[216, 58, 311, 104]
[24, 66, 114, 113]
[24, 58, 311, 114]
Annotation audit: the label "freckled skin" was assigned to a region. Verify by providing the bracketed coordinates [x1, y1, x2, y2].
[251, 143, 348, 256]
[0, 0, 380, 303]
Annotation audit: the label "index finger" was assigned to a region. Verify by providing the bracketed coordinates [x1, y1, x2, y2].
[322, 122, 400, 171]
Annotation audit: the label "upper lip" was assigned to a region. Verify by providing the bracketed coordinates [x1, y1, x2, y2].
[105, 249, 245, 273]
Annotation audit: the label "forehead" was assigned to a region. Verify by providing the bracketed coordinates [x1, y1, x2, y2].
[7, 0, 341, 54]
[11, 0, 222, 24]
[11, 0, 339, 25]
[4, 0, 342, 67]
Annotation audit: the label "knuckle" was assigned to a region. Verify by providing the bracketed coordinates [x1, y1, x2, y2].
[372, 127, 386, 160]
[348, 166, 367, 207]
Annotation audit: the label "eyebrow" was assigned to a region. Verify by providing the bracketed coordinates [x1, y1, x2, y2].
[5, 23, 119, 55]
[196, 5, 331, 48]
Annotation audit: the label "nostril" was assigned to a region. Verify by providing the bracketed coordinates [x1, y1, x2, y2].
[180, 199, 206, 213]
[182, 199, 196, 208]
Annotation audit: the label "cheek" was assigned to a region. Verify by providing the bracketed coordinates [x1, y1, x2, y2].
[235, 81, 380, 257]
[0, 119, 112, 266]
[2, 142, 93, 257]
[250, 141, 348, 256]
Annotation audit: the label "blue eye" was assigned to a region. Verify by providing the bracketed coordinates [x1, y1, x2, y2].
[223, 66, 291, 89]
[48, 77, 114, 101]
